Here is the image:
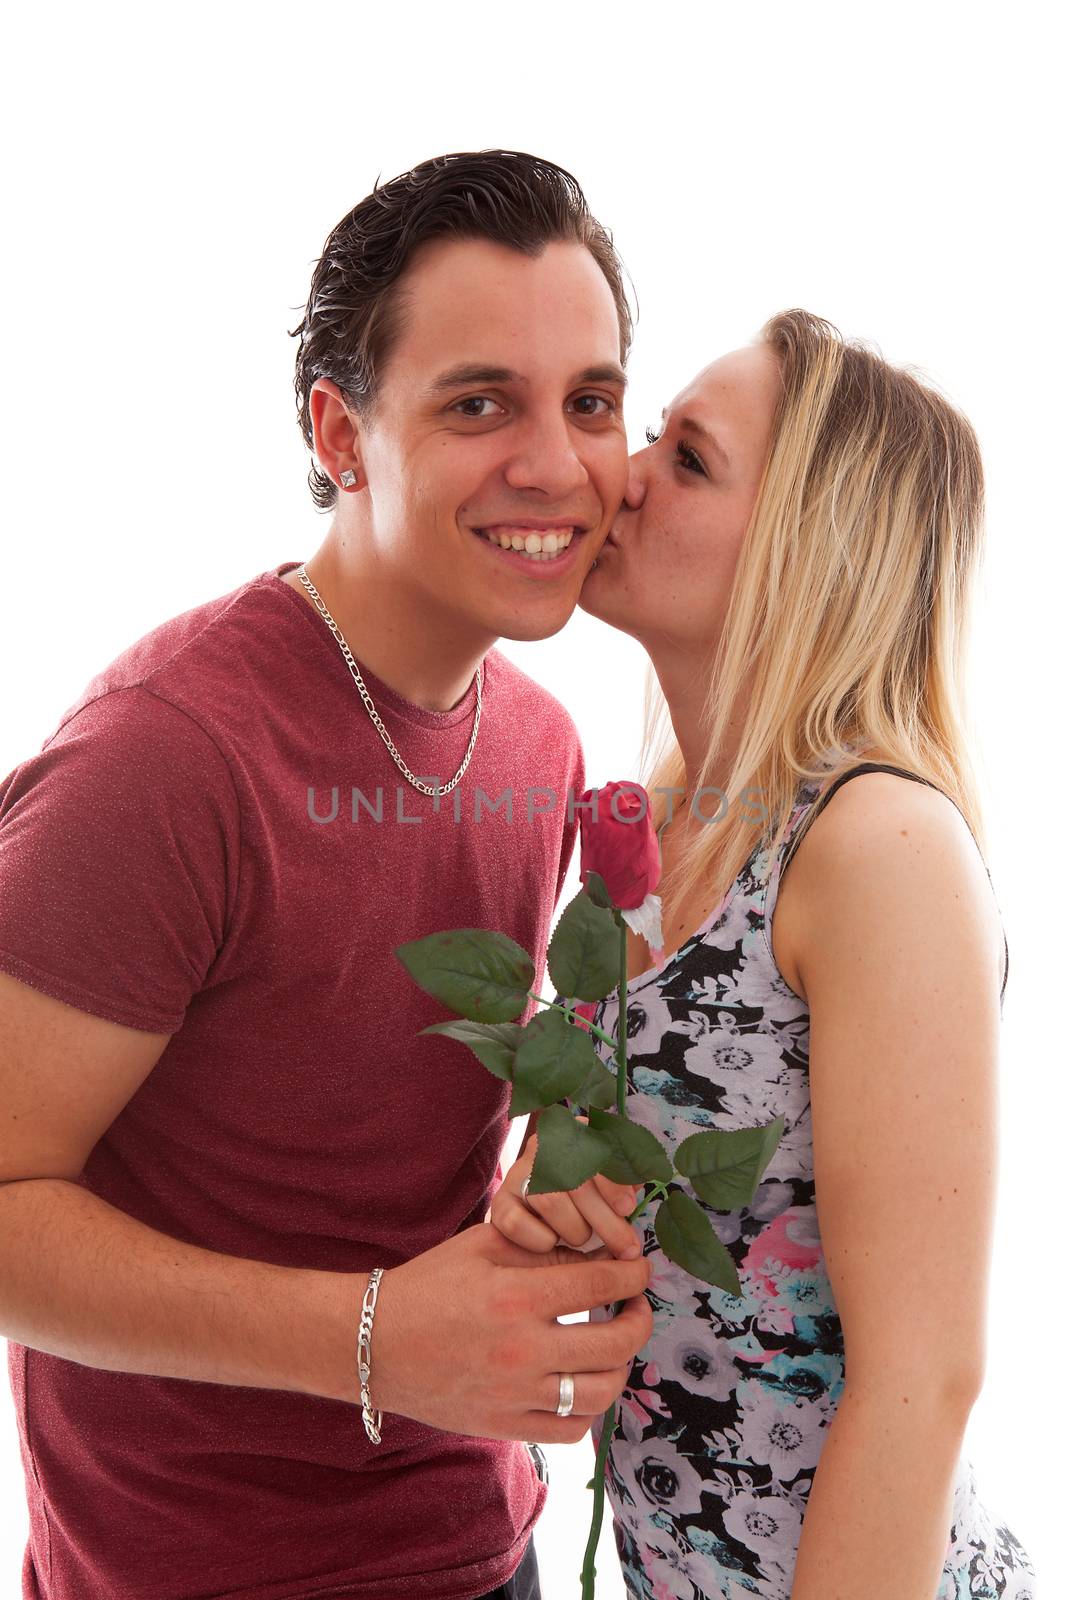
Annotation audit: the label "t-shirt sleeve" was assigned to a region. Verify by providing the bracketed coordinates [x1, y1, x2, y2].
[553, 729, 586, 907]
[0, 685, 241, 1034]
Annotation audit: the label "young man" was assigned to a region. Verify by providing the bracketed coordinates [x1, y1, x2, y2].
[0, 152, 652, 1600]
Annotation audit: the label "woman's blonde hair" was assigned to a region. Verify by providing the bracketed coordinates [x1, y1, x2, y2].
[640, 308, 988, 920]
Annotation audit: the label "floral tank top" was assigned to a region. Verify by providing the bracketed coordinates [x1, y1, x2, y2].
[563, 764, 1036, 1600]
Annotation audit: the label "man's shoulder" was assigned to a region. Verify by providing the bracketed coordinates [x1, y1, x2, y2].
[48, 567, 281, 744]
[485, 647, 580, 743]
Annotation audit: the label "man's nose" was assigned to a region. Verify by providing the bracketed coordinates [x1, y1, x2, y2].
[503, 417, 589, 499]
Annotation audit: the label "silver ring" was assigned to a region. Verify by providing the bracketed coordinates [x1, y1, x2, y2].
[520, 1175, 532, 1202]
[556, 1373, 574, 1417]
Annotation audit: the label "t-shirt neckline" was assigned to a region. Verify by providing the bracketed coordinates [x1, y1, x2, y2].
[264, 561, 484, 731]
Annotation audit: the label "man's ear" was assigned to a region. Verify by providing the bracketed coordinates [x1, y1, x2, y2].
[309, 377, 362, 488]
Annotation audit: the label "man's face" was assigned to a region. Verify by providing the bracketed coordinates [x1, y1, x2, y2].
[315, 236, 629, 642]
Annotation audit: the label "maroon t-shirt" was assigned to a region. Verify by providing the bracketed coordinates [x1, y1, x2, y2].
[0, 560, 585, 1600]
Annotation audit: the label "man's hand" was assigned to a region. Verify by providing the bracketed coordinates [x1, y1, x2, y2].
[370, 1220, 652, 1443]
[491, 1123, 642, 1259]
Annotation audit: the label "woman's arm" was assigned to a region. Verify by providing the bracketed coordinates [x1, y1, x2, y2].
[779, 773, 1003, 1600]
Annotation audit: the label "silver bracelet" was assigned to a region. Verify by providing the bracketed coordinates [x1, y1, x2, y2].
[358, 1267, 385, 1444]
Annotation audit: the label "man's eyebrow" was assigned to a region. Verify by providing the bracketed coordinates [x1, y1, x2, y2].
[428, 362, 628, 395]
[662, 406, 731, 469]
[428, 364, 515, 394]
[577, 363, 628, 390]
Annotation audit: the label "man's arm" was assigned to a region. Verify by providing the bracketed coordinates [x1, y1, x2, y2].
[0, 969, 362, 1400]
[0, 1175, 364, 1401]
[0, 973, 652, 1440]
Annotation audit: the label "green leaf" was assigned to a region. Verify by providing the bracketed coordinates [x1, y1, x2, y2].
[674, 1117, 786, 1210]
[546, 890, 620, 1002]
[418, 1019, 523, 1081]
[654, 1189, 742, 1295]
[527, 1104, 612, 1194]
[572, 1055, 619, 1111]
[582, 870, 613, 910]
[509, 1006, 602, 1117]
[394, 929, 535, 1023]
[586, 1108, 674, 1185]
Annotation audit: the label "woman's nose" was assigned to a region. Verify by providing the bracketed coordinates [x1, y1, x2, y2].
[623, 460, 647, 509]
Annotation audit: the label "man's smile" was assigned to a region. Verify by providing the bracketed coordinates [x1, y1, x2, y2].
[470, 522, 590, 570]
[470, 515, 591, 565]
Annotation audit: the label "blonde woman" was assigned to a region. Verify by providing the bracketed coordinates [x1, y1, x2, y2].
[492, 312, 1037, 1599]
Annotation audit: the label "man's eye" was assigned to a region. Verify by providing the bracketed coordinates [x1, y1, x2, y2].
[571, 394, 616, 417]
[453, 396, 505, 418]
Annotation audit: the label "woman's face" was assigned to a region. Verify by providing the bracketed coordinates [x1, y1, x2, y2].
[579, 344, 782, 656]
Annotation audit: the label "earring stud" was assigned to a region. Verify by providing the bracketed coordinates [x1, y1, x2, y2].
[339, 468, 357, 488]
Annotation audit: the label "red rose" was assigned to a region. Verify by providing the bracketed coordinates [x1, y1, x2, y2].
[578, 781, 662, 910]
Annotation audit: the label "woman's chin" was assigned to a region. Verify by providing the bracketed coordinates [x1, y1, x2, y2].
[576, 581, 608, 619]
[577, 581, 638, 632]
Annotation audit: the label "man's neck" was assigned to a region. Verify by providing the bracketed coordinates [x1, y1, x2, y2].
[281, 549, 493, 715]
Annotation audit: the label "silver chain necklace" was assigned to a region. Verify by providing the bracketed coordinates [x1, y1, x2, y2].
[296, 564, 482, 799]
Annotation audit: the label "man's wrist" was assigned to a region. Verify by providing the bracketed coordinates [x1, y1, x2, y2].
[357, 1267, 386, 1442]
[299, 1266, 370, 1406]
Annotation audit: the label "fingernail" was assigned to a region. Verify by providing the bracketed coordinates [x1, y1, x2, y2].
[621, 1243, 641, 1259]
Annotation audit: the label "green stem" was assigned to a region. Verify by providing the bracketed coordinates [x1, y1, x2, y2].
[628, 1179, 670, 1223]
[615, 917, 628, 1117]
[579, 1400, 617, 1598]
[534, 930, 639, 1596]
[527, 992, 619, 1054]
[581, 917, 633, 1598]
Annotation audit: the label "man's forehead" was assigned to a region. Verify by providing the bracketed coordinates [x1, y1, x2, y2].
[389, 235, 625, 379]
[402, 230, 600, 289]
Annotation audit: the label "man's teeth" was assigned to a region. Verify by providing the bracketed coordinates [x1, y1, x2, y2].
[478, 527, 577, 560]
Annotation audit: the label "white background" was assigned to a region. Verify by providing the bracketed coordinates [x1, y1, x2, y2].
[1, 3, 1061, 1595]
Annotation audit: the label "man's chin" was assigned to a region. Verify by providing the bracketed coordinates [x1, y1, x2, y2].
[485, 591, 581, 644]
[494, 613, 574, 645]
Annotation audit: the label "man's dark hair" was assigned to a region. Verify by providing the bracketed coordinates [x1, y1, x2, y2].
[290, 149, 635, 511]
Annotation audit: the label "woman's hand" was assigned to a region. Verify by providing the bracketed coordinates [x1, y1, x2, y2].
[491, 1119, 644, 1259]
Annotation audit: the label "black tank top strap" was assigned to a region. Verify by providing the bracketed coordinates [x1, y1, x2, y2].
[778, 761, 1009, 1001]
[780, 763, 938, 874]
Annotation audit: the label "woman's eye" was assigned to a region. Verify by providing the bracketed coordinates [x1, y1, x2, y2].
[645, 423, 663, 445]
[453, 396, 505, 419]
[676, 440, 707, 476]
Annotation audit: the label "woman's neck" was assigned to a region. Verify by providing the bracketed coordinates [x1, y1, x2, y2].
[643, 639, 753, 811]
